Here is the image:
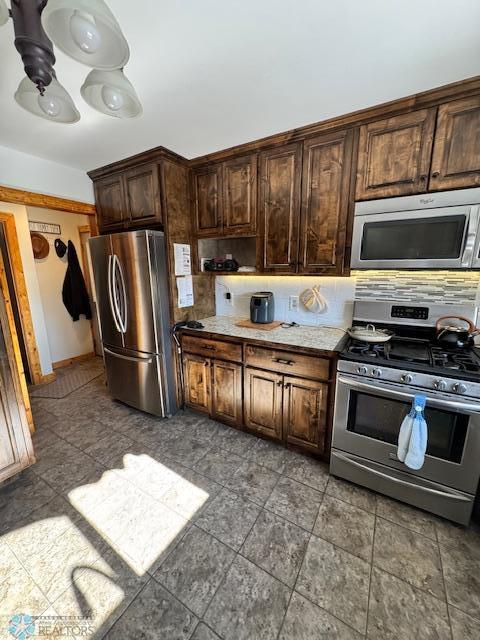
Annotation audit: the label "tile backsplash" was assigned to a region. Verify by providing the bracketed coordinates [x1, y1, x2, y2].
[353, 271, 480, 305]
[214, 271, 480, 329]
[215, 276, 356, 328]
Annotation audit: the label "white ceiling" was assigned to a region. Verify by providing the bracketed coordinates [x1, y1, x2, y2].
[0, 0, 479, 173]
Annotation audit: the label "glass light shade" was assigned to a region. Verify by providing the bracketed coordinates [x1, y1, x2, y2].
[0, 0, 9, 26]
[41, 0, 129, 69]
[81, 69, 142, 118]
[15, 77, 80, 123]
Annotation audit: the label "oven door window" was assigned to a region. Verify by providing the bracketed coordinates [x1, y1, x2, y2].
[360, 214, 466, 261]
[347, 391, 468, 463]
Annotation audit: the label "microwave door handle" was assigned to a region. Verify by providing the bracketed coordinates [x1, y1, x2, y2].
[333, 452, 472, 502]
[461, 206, 480, 267]
[107, 255, 123, 334]
[338, 376, 480, 414]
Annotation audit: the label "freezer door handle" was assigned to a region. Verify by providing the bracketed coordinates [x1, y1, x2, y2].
[107, 255, 123, 334]
[333, 451, 471, 502]
[104, 347, 153, 364]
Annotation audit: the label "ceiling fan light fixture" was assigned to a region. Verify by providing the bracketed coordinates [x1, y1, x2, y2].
[81, 69, 142, 118]
[15, 76, 80, 123]
[0, 0, 9, 27]
[41, 0, 129, 69]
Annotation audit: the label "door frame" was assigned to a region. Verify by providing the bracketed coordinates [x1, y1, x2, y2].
[0, 211, 45, 386]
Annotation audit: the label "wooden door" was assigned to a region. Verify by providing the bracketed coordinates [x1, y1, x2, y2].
[223, 155, 257, 235]
[193, 165, 223, 237]
[299, 130, 355, 274]
[124, 163, 162, 227]
[94, 173, 126, 230]
[0, 253, 34, 481]
[211, 360, 243, 426]
[430, 96, 480, 190]
[244, 367, 283, 440]
[356, 109, 436, 200]
[183, 353, 211, 414]
[259, 143, 302, 272]
[283, 375, 328, 454]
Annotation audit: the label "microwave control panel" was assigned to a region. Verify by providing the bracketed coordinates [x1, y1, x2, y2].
[391, 306, 429, 320]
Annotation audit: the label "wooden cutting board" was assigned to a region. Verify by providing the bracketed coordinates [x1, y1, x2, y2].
[235, 319, 283, 331]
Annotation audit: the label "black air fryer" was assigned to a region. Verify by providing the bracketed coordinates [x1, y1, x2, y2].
[250, 292, 275, 324]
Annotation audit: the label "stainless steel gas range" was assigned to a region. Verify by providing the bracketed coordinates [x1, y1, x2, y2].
[331, 301, 480, 525]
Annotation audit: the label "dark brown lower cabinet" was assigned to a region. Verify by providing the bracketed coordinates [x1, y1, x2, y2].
[212, 360, 243, 426]
[244, 367, 329, 455]
[283, 375, 328, 453]
[244, 367, 283, 441]
[183, 353, 211, 414]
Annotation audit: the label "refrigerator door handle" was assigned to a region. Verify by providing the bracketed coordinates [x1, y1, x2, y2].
[103, 347, 153, 364]
[114, 254, 128, 333]
[107, 255, 123, 334]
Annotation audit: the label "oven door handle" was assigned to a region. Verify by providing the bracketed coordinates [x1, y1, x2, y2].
[338, 376, 480, 414]
[333, 451, 472, 502]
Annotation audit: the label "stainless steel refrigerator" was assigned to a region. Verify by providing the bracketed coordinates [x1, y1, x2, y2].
[88, 230, 176, 417]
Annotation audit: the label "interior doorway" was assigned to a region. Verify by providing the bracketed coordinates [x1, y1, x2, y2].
[78, 225, 102, 356]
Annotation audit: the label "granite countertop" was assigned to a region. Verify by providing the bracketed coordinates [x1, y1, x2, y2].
[186, 316, 347, 352]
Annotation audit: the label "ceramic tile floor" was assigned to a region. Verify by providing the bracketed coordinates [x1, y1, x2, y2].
[1, 370, 480, 639]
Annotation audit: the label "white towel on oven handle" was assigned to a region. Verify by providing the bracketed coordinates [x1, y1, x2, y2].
[397, 394, 428, 469]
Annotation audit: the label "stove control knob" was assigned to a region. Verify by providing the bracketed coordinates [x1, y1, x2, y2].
[357, 366, 368, 375]
[372, 368, 382, 378]
[401, 373, 413, 384]
[433, 379, 447, 391]
[453, 382, 467, 394]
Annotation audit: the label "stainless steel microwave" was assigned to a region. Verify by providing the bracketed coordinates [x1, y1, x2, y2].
[351, 188, 480, 269]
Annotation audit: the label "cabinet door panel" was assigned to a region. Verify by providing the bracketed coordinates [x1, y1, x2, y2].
[430, 97, 480, 190]
[299, 130, 354, 274]
[95, 174, 125, 230]
[356, 109, 435, 199]
[284, 376, 328, 454]
[244, 367, 283, 440]
[212, 360, 243, 426]
[194, 165, 223, 237]
[223, 155, 257, 235]
[259, 144, 302, 272]
[124, 163, 162, 225]
[183, 353, 211, 414]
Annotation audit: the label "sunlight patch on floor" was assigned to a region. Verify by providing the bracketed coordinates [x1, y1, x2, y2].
[68, 453, 209, 576]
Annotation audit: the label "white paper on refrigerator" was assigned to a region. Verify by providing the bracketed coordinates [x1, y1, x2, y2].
[174, 243, 191, 275]
[177, 275, 194, 308]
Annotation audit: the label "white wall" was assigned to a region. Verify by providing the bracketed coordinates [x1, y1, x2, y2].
[26, 207, 94, 364]
[0, 201, 53, 376]
[0, 144, 94, 204]
[216, 275, 356, 328]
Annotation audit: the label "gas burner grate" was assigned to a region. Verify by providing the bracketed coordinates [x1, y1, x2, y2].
[430, 347, 480, 373]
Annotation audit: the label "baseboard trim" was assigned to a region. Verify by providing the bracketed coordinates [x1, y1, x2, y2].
[37, 372, 56, 384]
[53, 352, 96, 370]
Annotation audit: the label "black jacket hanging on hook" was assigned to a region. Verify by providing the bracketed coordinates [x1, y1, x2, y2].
[62, 240, 92, 321]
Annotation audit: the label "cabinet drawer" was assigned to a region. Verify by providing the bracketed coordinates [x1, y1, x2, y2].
[245, 344, 330, 381]
[182, 335, 242, 362]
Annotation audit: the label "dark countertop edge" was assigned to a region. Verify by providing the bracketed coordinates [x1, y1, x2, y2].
[179, 327, 348, 358]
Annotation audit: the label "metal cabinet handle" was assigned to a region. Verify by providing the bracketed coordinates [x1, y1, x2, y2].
[203, 344, 216, 350]
[419, 174, 427, 182]
[273, 358, 294, 365]
[431, 171, 440, 178]
[277, 380, 283, 387]
[284, 382, 291, 389]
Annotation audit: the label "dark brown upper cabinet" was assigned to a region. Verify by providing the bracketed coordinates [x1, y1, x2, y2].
[429, 96, 480, 191]
[95, 163, 162, 232]
[299, 130, 355, 275]
[94, 173, 126, 230]
[223, 155, 257, 235]
[356, 109, 436, 200]
[124, 163, 162, 227]
[258, 143, 302, 273]
[193, 164, 223, 237]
